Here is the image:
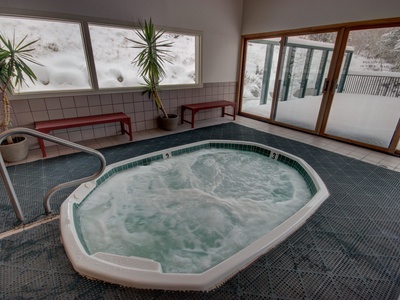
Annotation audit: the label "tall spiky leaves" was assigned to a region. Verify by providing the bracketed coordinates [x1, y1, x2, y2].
[126, 19, 173, 118]
[0, 33, 42, 143]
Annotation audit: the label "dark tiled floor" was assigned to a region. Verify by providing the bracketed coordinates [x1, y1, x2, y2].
[1, 123, 400, 299]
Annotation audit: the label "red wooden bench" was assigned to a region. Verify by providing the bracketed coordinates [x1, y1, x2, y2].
[34, 112, 133, 157]
[181, 100, 236, 128]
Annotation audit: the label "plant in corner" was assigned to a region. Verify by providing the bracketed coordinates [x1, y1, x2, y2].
[127, 18, 179, 131]
[0, 33, 42, 162]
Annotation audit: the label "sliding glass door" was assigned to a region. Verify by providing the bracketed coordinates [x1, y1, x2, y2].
[241, 38, 281, 119]
[239, 19, 400, 153]
[274, 33, 337, 131]
[324, 27, 400, 148]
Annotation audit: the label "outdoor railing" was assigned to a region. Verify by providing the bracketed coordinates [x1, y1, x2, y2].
[338, 73, 400, 97]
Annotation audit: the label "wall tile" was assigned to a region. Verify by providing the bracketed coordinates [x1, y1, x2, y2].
[32, 111, 49, 122]
[169, 90, 178, 99]
[77, 107, 90, 117]
[123, 103, 134, 113]
[100, 94, 112, 105]
[113, 104, 124, 113]
[184, 89, 193, 97]
[133, 92, 143, 102]
[29, 99, 46, 111]
[112, 93, 123, 104]
[105, 125, 118, 136]
[45, 97, 61, 110]
[93, 127, 106, 138]
[123, 93, 133, 103]
[134, 102, 144, 112]
[81, 129, 95, 140]
[145, 120, 155, 130]
[143, 101, 154, 111]
[101, 105, 114, 114]
[134, 112, 145, 122]
[48, 110, 64, 120]
[12, 81, 238, 148]
[15, 112, 34, 126]
[162, 99, 170, 109]
[63, 108, 78, 118]
[88, 95, 101, 106]
[144, 111, 154, 121]
[68, 130, 83, 142]
[136, 121, 146, 131]
[74, 96, 89, 107]
[178, 90, 185, 98]
[60, 97, 75, 108]
[89, 106, 102, 115]
[12, 100, 31, 113]
[170, 98, 178, 109]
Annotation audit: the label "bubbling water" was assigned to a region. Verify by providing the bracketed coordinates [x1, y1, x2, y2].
[77, 149, 312, 273]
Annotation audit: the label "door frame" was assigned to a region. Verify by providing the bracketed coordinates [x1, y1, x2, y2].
[237, 17, 400, 154]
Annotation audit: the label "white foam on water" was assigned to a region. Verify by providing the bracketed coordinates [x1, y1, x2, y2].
[77, 149, 312, 273]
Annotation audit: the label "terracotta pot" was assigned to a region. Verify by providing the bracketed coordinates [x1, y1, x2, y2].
[0, 136, 29, 162]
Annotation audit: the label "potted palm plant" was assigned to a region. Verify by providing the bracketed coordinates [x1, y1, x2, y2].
[0, 33, 41, 162]
[127, 19, 179, 131]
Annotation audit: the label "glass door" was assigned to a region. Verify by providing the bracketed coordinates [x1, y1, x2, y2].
[274, 33, 338, 131]
[241, 38, 281, 119]
[324, 27, 400, 148]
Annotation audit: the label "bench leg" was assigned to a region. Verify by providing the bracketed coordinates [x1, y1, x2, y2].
[38, 137, 47, 158]
[120, 122, 125, 136]
[181, 107, 185, 124]
[127, 121, 133, 141]
[181, 107, 195, 127]
[223, 105, 236, 120]
[191, 111, 195, 128]
[120, 120, 133, 141]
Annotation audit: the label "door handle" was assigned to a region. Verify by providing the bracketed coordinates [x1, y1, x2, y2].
[322, 79, 329, 93]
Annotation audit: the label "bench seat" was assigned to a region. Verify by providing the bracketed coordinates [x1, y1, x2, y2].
[34, 112, 132, 157]
[181, 100, 236, 128]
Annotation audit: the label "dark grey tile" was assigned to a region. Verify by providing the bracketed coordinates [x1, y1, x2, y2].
[0, 122, 399, 299]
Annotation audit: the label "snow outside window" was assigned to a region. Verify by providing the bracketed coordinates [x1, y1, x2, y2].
[88, 24, 197, 89]
[0, 16, 92, 93]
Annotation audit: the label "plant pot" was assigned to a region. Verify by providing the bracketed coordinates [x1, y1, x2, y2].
[0, 136, 29, 163]
[159, 114, 179, 131]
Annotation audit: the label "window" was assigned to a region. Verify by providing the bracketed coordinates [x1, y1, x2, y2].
[0, 15, 91, 93]
[89, 24, 198, 89]
[88, 24, 140, 89]
[0, 13, 201, 95]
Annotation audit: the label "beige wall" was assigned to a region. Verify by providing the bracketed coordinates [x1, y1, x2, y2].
[242, 0, 400, 34]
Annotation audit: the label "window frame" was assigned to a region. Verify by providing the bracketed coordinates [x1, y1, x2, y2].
[87, 21, 201, 92]
[0, 9, 203, 99]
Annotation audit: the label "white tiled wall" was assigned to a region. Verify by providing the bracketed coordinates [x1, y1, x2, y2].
[8, 82, 237, 148]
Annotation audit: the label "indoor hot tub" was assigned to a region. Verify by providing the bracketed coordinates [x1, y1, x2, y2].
[60, 140, 329, 291]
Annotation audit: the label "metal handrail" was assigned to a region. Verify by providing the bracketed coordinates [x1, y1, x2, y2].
[0, 127, 106, 222]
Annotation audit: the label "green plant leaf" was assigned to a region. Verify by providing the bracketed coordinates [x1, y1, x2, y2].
[125, 18, 174, 118]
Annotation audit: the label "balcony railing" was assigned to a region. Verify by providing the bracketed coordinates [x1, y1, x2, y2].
[338, 73, 400, 97]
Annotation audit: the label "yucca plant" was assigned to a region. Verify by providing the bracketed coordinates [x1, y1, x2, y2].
[127, 19, 173, 119]
[0, 33, 41, 144]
